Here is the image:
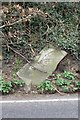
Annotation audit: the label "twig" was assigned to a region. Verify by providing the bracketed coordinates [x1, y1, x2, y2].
[55, 88, 64, 96]
[0, 16, 31, 29]
[0, 9, 50, 29]
[8, 45, 47, 73]
[42, 25, 54, 37]
[28, 44, 36, 56]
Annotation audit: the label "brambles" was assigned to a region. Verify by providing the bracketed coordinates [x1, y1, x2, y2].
[2, 3, 80, 61]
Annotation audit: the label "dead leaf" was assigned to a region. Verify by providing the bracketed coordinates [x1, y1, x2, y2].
[16, 4, 22, 10]
[0, 55, 2, 60]
[8, 32, 13, 38]
[3, 6, 8, 13]
[28, 8, 34, 15]
[21, 9, 26, 17]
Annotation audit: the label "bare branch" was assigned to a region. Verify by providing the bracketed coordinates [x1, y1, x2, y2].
[8, 45, 47, 73]
[0, 9, 50, 29]
[0, 16, 31, 29]
[55, 88, 64, 96]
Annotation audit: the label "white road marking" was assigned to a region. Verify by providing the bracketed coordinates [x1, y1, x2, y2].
[0, 98, 78, 103]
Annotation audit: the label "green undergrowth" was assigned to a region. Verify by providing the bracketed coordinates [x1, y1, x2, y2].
[37, 80, 56, 94]
[0, 76, 25, 95]
[0, 71, 80, 95]
[37, 71, 80, 94]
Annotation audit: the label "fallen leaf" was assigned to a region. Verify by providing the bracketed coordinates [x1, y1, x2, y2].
[0, 55, 2, 60]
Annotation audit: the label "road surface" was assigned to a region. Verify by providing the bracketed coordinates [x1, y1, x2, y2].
[2, 99, 78, 118]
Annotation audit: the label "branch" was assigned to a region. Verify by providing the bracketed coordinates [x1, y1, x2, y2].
[42, 25, 54, 37]
[28, 44, 36, 56]
[0, 9, 50, 29]
[55, 88, 64, 96]
[8, 45, 47, 74]
[0, 16, 31, 29]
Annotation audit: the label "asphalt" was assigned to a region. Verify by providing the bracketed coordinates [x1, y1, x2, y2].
[0, 93, 79, 118]
[2, 100, 78, 118]
[0, 89, 79, 118]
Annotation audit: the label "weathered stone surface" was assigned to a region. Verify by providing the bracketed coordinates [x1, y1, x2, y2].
[17, 45, 67, 85]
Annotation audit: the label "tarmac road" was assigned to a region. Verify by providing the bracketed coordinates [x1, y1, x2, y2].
[2, 99, 78, 118]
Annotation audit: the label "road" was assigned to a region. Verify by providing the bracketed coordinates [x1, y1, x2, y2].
[2, 99, 78, 118]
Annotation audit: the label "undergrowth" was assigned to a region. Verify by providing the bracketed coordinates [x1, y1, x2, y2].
[0, 71, 80, 95]
[0, 76, 25, 95]
[37, 71, 80, 94]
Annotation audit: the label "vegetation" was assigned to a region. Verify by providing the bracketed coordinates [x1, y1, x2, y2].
[0, 2, 80, 95]
[0, 76, 25, 95]
[37, 80, 56, 94]
[37, 71, 80, 94]
[1, 2, 80, 61]
[0, 70, 80, 95]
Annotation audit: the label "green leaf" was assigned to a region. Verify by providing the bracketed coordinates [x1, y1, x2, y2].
[63, 71, 75, 80]
[62, 86, 70, 93]
[56, 78, 64, 86]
